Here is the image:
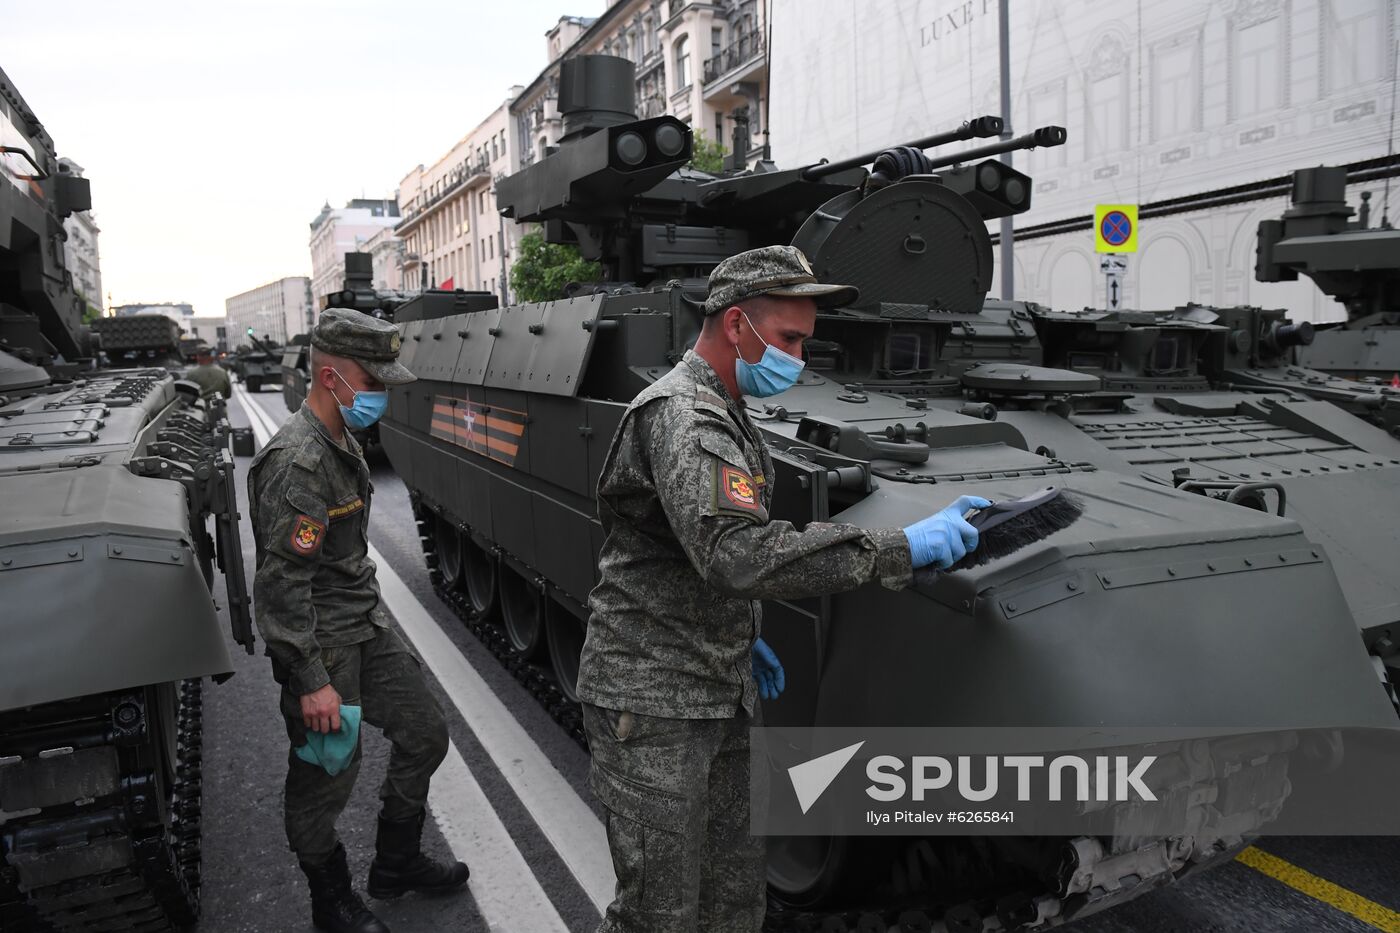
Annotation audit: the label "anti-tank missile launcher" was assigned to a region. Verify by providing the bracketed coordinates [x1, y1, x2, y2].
[381, 54, 1398, 931]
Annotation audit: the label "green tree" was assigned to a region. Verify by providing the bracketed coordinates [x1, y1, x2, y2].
[81, 301, 102, 326]
[509, 228, 602, 302]
[688, 129, 728, 174]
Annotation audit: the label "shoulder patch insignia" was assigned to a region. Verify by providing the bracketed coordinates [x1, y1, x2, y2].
[290, 514, 325, 554]
[721, 465, 759, 509]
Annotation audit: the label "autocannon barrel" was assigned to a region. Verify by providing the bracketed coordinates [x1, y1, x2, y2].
[800, 115, 1004, 181]
[922, 126, 1068, 170]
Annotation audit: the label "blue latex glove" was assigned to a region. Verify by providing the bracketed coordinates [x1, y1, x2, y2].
[903, 496, 993, 570]
[752, 638, 786, 701]
[294, 704, 362, 776]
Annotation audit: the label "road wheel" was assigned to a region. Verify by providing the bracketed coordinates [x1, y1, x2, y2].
[767, 835, 850, 909]
[435, 515, 464, 591]
[546, 597, 587, 703]
[462, 539, 498, 618]
[499, 564, 545, 659]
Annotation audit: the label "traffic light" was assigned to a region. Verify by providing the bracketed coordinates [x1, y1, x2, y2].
[246, 327, 254, 336]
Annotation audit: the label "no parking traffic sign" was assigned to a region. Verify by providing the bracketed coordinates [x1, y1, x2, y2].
[1095, 204, 1138, 253]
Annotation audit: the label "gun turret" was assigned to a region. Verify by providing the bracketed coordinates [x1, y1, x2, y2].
[1256, 166, 1400, 325]
[322, 252, 413, 317]
[493, 54, 1066, 296]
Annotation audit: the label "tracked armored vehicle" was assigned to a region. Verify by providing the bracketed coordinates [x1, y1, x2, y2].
[379, 55, 1397, 929]
[279, 334, 310, 413]
[0, 67, 253, 931]
[1256, 165, 1400, 381]
[231, 332, 281, 393]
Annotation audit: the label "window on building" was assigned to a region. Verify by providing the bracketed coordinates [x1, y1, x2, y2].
[715, 112, 725, 146]
[1231, 15, 1283, 118]
[1085, 71, 1128, 155]
[1323, 0, 1387, 93]
[712, 25, 723, 58]
[1151, 34, 1200, 141]
[675, 35, 691, 89]
[1026, 80, 1067, 169]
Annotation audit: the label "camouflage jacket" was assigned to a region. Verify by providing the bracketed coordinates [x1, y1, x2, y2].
[248, 403, 387, 695]
[578, 350, 912, 719]
[184, 363, 231, 400]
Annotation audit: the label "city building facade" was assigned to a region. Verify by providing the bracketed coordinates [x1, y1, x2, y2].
[514, 2, 772, 173]
[769, 0, 1397, 322]
[308, 199, 400, 304]
[57, 159, 102, 312]
[396, 91, 523, 303]
[112, 302, 194, 323]
[224, 277, 314, 345]
[360, 226, 406, 293]
[186, 316, 229, 352]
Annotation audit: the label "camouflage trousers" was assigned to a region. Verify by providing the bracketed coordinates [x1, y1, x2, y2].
[272, 626, 449, 864]
[582, 703, 767, 933]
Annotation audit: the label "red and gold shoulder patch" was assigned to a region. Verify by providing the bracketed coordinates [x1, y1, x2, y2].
[290, 514, 325, 554]
[721, 465, 759, 510]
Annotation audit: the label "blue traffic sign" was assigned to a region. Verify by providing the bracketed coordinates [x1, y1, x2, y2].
[1100, 210, 1133, 247]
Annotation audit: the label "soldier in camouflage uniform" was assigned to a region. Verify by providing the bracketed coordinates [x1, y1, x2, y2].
[248, 308, 468, 933]
[183, 344, 231, 400]
[578, 246, 989, 932]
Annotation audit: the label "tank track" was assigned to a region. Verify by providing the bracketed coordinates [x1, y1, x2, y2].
[414, 505, 1288, 933]
[0, 680, 203, 932]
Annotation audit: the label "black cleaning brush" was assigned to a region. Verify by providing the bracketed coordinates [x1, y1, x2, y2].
[952, 486, 1085, 570]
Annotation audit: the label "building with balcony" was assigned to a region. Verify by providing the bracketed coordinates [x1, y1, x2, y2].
[396, 91, 523, 305]
[360, 225, 406, 293]
[225, 277, 314, 345]
[512, 1, 771, 173]
[308, 199, 400, 304]
[57, 159, 103, 312]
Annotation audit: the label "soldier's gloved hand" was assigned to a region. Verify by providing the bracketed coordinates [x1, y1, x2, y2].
[752, 638, 786, 700]
[903, 496, 992, 570]
[300, 683, 343, 734]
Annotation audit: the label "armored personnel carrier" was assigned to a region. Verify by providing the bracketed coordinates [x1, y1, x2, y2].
[0, 67, 252, 930]
[1256, 165, 1399, 381]
[379, 55, 1396, 929]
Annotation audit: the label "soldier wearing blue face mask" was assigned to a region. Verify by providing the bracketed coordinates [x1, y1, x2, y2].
[248, 308, 468, 933]
[578, 246, 988, 932]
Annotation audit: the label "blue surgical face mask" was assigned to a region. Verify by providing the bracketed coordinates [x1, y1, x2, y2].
[331, 368, 389, 430]
[734, 311, 805, 398]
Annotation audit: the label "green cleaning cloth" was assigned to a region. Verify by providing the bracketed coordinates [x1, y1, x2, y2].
[294, 704, 362, 776]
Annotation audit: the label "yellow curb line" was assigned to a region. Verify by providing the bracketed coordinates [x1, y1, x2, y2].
[1236, 846, 1400, 932]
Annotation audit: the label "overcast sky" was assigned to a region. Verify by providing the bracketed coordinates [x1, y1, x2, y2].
[2, 0, 605, 318]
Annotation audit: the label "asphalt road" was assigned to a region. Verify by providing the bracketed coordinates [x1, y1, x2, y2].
[187, 385, 1400, 933]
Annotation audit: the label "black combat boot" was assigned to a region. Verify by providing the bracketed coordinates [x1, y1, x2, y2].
[366, 810, 469, 899]
[300, 843, 390, 933]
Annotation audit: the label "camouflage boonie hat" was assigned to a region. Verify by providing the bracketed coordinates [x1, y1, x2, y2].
[702, 245, 859, 315]
[311, 307, 416, 385]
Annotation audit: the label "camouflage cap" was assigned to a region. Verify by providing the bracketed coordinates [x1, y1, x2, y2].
[310, 307, 416, 385]
[702, 245, 859, 316]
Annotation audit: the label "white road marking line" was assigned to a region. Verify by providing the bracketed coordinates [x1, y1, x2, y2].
[430, 745, 570, 933]
[367, 541, 616, 911]
[236, 386, 615, 914]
